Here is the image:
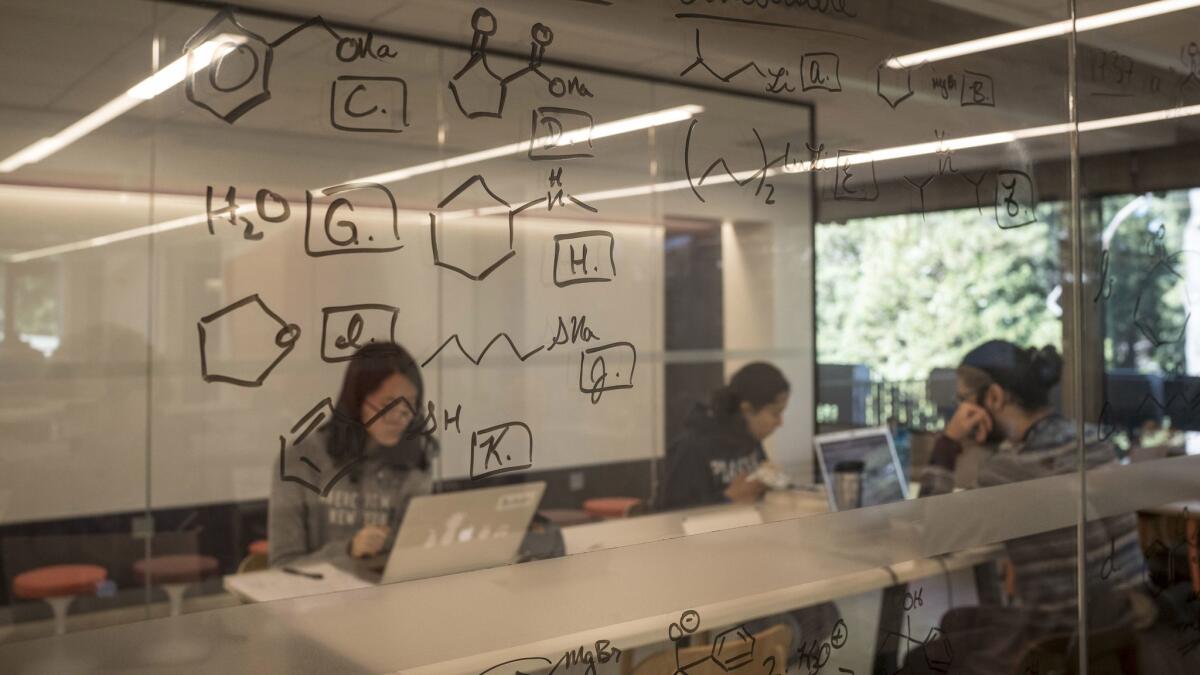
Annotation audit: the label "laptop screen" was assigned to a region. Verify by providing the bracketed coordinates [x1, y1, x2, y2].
[818, 431, 907, 511]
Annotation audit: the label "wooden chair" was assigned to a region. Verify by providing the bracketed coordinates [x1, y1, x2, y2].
[237, 539, 270, 574]
[632, 622, 792, 675]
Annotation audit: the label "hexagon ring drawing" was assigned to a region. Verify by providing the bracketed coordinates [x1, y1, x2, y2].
[710, 625, 755, 671]
[198, 293, 301, 387]
[429, 174, 516, 281]
[184, 9, 274, 124]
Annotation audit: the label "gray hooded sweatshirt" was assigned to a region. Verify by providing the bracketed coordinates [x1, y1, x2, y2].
[268, 428, 433, 568]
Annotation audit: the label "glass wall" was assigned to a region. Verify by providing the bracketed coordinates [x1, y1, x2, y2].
[0, 1, 1197, 673]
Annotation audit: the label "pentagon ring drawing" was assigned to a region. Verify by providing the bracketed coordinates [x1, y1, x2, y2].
[198, 293, 301, 387]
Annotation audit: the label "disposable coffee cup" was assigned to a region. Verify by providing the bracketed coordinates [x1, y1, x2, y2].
[833, 460, 865, 511]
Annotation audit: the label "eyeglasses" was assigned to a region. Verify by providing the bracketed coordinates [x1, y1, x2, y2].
[955, 384, 990, 405]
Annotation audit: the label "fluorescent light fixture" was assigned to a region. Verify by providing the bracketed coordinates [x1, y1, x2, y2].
[581, 102, 1200, 205]
[887, 0, 1200, 68]
[334, 104, 704, 189]
[9, 101, 1200, 263]
[0, 36, 244, 174]
[6, 209, 245, 264]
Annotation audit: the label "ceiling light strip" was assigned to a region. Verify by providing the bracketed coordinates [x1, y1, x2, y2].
[887, 0, 1200, 68]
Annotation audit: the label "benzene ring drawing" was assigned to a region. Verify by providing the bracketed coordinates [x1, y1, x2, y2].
[184, 9, 274, 124]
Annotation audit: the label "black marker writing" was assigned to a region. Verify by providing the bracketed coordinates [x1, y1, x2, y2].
[579, 342, 637, 404]
[471, 421, 534, 480]
[422, 333, 544, 368]
[330, 76, 409, 133]
[197, 294, 300, 387]
[305, 182, 402, 257]
[548, 315, 600, 351]
[554, 231, 616, 287]
[336, 32, 397, 62]
[320, 304, 399, 363]
[430, 175, 515, 280]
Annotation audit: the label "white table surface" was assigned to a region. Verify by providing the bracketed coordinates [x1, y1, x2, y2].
[225, 490, 831, 604]
[4, 453, 1196, 674]
[1, 492, 1006, 675]
[224, 562, 373, 603]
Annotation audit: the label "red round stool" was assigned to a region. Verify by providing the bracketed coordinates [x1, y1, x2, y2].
[13, 564, 107, 635]
[133, 554, 218, 617]
[583, 497, 643, 520]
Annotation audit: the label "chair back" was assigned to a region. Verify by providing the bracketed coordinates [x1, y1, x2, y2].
[632, 622, 792, 675]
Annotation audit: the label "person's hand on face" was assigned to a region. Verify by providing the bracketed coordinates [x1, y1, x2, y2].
[350, 524, 390, 558]
[724, 472, 768, 504]
[945, 401, 993, 445]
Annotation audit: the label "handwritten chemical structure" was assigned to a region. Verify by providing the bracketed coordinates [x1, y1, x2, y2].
[1178, 42, 1200, 103]
[206, 185, 289, 241]
[667, 610, 758, 673]
[422, 332, 545, 368]
[278, 395, 463, 495]
[684, 120, 791, 205]
[479, 640, 622, 675]
[184, 11, 279, 124]
[877, 63, 914, 110]
[679, 27, 843, 97]
[184, 9, 415, 135]
[206, 181, 404, 255]
[430, 174, 517, 281]
[449, 8, 593, 120]
[278, 393, 481, 495]
[794, 618, 850, 675]
[197, 293, 301, 387]
[876, 586, 952, 675]
[547, 315, 601, 351]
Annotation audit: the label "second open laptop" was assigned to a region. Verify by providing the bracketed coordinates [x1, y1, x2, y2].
[814, 426, 908, 512]
[380, 481, 546, 584]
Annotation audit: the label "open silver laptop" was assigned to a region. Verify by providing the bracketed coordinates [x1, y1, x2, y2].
[814, 427, 908, 512]
[381, 482, 546, 584]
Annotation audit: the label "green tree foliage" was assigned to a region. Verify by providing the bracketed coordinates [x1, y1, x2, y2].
[1097, 191, 1195, 375]
[816, 206, 1063, 381]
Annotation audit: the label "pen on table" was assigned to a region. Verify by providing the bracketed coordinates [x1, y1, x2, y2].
[282, 566, 324, 580]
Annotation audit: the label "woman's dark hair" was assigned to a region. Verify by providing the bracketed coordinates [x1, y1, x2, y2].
[959, 340, 1063, 410]
[711, 362, 790, 418]
[325, 342, 430, 468]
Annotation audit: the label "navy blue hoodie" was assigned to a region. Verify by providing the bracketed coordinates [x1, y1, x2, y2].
[657, 403, 766, 511]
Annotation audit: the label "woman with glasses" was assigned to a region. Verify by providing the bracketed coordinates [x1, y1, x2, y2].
[268, 342, 435, 568]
